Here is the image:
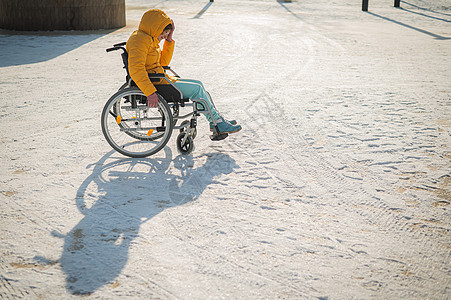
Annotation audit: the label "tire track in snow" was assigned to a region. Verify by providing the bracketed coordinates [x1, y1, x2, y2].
[232, 116, 450, 295]
[233, 16, 448, 243]
[0, 230, 38, 299]
[1, 184, 179, 298]
[0, 269, 36, 299]
[227, 22, 450, 291]
[161, 201, 321, 297]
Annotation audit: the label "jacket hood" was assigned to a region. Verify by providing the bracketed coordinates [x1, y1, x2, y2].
[138, 9, 172, 39]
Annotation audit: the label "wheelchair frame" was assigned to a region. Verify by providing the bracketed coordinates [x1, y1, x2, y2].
[102, 42, 228, 158]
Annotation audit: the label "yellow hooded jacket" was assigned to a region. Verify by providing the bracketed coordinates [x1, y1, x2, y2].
[126, 9, 176, 96]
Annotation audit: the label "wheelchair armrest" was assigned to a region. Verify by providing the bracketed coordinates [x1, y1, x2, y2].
[162, 66, 181, 78]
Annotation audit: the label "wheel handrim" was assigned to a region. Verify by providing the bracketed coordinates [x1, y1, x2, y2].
[102, 88, 173, 157]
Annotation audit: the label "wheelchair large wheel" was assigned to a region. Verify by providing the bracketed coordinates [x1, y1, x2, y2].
[101, 87, 173, 158]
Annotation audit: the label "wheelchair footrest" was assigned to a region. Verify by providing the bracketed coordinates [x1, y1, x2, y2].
[210, 132, 229, 141]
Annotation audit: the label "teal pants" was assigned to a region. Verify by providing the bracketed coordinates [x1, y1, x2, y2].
[174, 79, 220, 122]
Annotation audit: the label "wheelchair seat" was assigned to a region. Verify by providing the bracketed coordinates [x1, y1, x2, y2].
[150, 83, 182, 103]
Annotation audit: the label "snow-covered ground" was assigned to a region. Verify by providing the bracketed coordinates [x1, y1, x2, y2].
[1, 0, 450, 298]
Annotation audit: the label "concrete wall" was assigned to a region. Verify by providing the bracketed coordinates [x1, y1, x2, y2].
[0, 0, 125, 31]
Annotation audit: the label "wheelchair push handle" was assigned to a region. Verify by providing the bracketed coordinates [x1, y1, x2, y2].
[106, 46, 125, 53]
[106, 41, 181, 79]
[106, 42, 127, 53]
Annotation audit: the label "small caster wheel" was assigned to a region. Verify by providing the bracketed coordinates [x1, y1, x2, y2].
[179, 120, 197, 139]
[179, 120, 190, 133]
[177, 132, 194, 155]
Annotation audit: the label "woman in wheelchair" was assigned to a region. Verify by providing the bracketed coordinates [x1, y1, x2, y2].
[126, 9, 242, 135]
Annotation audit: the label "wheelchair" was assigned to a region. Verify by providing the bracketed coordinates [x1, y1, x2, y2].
[101, 42, 228, 158]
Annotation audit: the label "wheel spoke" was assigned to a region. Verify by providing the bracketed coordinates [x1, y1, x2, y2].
[102, 88, 173, 158]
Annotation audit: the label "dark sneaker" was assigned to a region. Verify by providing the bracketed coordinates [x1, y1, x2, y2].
[210, 119, 237, 131]
[210, 118, 242, 134]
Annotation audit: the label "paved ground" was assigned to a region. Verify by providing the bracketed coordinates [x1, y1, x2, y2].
[0, 0, 450, 298]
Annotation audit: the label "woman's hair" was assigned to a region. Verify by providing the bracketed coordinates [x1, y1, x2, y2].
[164, 23, 173, 32]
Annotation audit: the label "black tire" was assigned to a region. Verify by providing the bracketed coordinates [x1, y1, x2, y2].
[118, 82, 129, 91]
[176, 132, 194, 155]
[101, 87, 173, 158]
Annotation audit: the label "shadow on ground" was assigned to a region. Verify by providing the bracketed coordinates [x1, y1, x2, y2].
[0, 29, 118, 67]
[52, 148, 237, 295]
[366, 11, 450, 40]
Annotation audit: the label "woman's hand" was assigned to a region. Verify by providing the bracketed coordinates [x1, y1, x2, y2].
[147, 93, 159, 108]
[166, 20, 175, 42]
